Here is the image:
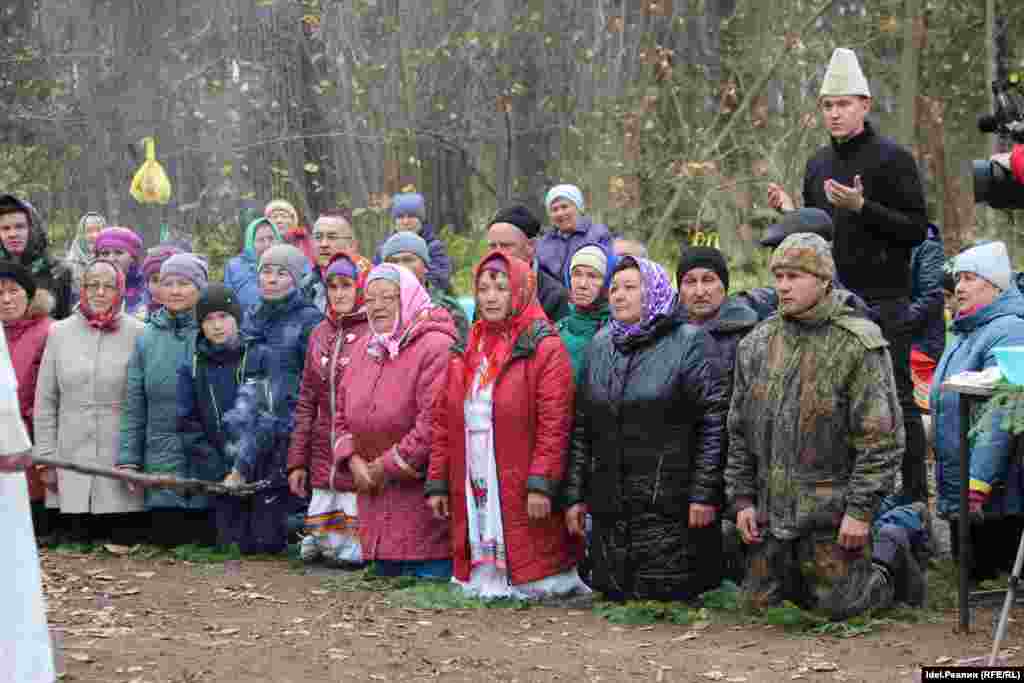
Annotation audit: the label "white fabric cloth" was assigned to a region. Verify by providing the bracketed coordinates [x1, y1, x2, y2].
[299, 488, 361, 565]
[455, 365, 589, 601]
[0, 330, 55, 682]
[0, 474, 56, 683]
[820, 47, 871, 98]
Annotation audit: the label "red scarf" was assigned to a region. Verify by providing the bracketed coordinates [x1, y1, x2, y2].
[464, 250, 549, 390]
[79, 261, 125, 332]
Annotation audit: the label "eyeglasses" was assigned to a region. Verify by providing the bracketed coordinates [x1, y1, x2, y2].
[84, 283, 118, 293]
[364, 294, 399, 308]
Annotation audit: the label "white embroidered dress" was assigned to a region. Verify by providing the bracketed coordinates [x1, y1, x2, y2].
[455, 362, 589, 600]
[0, 325, 55, 682]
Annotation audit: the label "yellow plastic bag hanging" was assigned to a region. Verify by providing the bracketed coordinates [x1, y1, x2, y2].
[130, 137, 172, 205]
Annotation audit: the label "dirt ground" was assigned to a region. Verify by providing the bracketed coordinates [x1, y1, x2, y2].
[40, 548, 1023, 683]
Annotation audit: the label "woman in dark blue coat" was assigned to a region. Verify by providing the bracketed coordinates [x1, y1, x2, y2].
[239, 244, 323, 535]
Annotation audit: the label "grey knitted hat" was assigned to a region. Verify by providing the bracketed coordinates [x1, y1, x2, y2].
[380, 230, 431, 266]
[259, 244, 307, 287]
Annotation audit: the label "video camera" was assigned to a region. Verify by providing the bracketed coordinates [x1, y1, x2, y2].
[973, 76, 1024, 209]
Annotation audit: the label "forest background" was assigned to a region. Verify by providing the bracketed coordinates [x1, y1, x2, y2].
[2, 0, 1023, 294]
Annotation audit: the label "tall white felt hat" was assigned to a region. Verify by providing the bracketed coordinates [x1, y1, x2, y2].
[819, 48, 871, 98]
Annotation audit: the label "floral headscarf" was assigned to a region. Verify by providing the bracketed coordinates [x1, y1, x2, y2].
[79, 259, 125, 332]
[364, 263, 432, 360]
[324, 250, 367, 324]
[609, 256, 676, 343]
[465, 250, 549, 390]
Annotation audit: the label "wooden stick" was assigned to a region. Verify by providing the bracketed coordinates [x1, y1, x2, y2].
[28, 455, 268, 497]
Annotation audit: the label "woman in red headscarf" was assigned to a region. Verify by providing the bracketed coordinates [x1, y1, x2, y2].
[427, 250, 587, 600]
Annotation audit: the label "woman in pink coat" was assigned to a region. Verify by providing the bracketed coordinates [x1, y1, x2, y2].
[332, 263, 457, 578]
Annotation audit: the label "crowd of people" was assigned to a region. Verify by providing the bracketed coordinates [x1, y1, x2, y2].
[7, 44, 1024, 682]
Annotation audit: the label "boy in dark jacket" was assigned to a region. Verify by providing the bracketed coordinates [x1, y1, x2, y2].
[177, 284, 289, 553]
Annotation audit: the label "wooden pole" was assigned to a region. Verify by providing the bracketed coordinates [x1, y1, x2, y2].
[28, 455, 267, 497]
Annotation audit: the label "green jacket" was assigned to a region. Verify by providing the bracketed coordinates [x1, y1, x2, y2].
[725, 290, 902, 539]
[555, 302, 609, 384]
[117, 308, 200, 510]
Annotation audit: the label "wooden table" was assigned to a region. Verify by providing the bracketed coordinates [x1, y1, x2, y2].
[939, 380, 994, 634]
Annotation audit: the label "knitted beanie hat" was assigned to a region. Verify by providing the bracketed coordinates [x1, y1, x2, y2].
[95, 227, 144, 260]
[196, 283, 242, 325]
[160, 253, 210, 291]
[954, 241, 1012, 292]
[544, 184, 585, 212]
[259, 243, 307, 288]
[142, 244, 184, 279]
[380, 231, 430, 265]
[677, 246, 730, 290]
[390, 193, 426, 220]
[819, 48, 871, 98]
[570, 245, 609, 278]
[490, 205, 541, 239]
[769, 233, 836, 281]
[0, 260, 36, 301]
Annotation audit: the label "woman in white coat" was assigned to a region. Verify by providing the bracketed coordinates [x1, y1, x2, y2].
[1, 313, 55, 682]
[34, 259, 145, 542]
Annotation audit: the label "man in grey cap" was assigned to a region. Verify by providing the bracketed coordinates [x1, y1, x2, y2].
[380, 231, 468, 342]
[736, 209, 869, 321]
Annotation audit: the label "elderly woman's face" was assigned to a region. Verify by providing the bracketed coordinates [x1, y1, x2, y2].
[476, 270, 513, 322]
[0, 278, 29, 322]
[395, 214, 422, 233]
[327, 275, 358, 315]
[570, 265, 603, 309]
[609, 267, 644, 325]
[366, 279, 401, 335]
[955, 271, 1000, 314]
[84, 263, 120, 315]
[268, 208, 296, 232]
[548, 199, 579, 234]
[259, 264, 294, 301]
[161, 275, 200, 313]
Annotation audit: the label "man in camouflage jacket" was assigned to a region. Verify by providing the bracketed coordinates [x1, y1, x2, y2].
[726, 232, 903, 620]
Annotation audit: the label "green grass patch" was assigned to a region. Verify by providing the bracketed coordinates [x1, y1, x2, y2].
[925, 557, 961, 610]
[170, 543, 242, 563]
[386, 581, 492, 610]
[699, 580, 742, 611]
[51, 542, 97, 554]
[593, 601, 703, 626]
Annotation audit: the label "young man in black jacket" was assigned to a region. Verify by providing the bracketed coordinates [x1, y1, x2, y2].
[766, 48, 929, 504]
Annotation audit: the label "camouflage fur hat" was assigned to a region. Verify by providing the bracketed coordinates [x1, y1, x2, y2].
[769, 232, 835, 281]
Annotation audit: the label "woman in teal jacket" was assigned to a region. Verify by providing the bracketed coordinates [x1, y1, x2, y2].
[118, 253, 209, 546]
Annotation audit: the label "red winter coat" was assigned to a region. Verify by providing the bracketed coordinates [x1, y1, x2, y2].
[427, 323, 582, 585]
[332, 307, 456, 562]
[4, 303, 53, 501]
[287, 313, 369, 491]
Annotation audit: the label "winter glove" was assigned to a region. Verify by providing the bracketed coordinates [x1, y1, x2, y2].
[968, 490, 988, 522]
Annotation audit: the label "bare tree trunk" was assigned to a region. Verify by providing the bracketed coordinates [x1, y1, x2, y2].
[898, 0, 921, 147]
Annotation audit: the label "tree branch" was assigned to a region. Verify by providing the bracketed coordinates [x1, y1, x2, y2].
[650, 0, 838, 244]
